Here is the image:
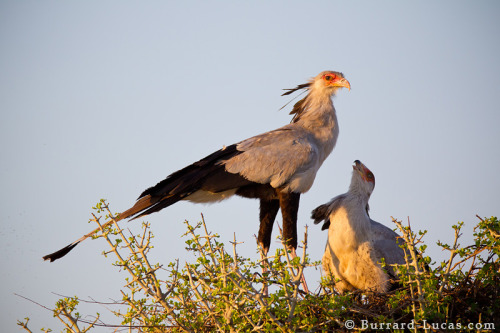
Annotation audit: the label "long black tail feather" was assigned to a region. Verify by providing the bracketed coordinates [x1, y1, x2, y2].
[43, 144, 244, 262]
[43, 242, 80, 262]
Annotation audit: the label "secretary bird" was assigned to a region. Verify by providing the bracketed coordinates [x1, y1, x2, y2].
[43, 70, 350, 263]
[312, 160, 405, 293]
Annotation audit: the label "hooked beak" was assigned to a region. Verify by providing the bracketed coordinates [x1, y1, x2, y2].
[352, 159, 368, 177]
[352, 160, 362, 173]
[352, 160, 374, 183]
[335, 77, 351, 91]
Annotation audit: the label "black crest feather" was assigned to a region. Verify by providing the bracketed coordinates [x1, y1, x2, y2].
[281, 83, 310, 96]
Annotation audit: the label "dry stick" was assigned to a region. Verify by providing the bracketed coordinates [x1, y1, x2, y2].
[298, 225, 309, 289]
[198, 216, 219, 274]
[275, 224, 297, 312]
[228, 271, 289, 332]
[102, 210, 163, 300]
[188, 218, 218, 276]
[288, 226, 309, 322]
[212, 240, 288, 332]
[63, 305, 101, 333]
[230, 232, 243, 267]
[105, 206, 164, 299]
[15, 293, 153, 331]
[224, 233, 243, 322]
[201, 214, 216, 254]
[16, 319, 33, 333]
[392, 217, 426, 327]
[98, 205, 303, 332]
[210, 228, 234, 326]
[59, 308, 81, 333]
[276, 223, 310, 294]
[439, 223, 462, 293]
[118, 290, 185, 331]
[221, 236, 262, 331]
[186, 232, 238, 329]
[185, 264, 225, 331]
[270, 224, 308, 327]
[95, 205, 189, 331]
[120, 290, 153, 330]
[258, 242, 271, 296]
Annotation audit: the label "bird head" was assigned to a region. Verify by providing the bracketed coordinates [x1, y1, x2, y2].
[282, 70, 350, 97]
[315, 71, 351, 93]
[350, 160, 375, 197]
[282, 70, 350, 122]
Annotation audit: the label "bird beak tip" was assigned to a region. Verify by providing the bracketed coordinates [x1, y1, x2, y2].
[337, 79, 350, 91]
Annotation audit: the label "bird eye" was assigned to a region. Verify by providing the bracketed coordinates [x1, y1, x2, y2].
[324, 75, 333, 81]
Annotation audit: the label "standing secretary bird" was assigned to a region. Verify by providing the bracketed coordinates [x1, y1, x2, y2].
[312, 160, 405, 293]
[43, 70, 350, 262]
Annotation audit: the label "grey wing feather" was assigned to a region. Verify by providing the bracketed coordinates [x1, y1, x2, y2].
[370, 219, 405, 268]
[224, 125, 318, 189]
[311, 193, 347, 230]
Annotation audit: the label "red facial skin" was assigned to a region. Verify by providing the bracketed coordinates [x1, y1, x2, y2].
[323, 73, 351, 90]
[361, 165, 375, 183]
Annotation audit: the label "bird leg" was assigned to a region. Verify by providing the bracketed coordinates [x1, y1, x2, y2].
[258, 199, 280, 254]
[277, 191, 300, 250]
[277, 191, 309, 293]
[258, 199, 280, 296]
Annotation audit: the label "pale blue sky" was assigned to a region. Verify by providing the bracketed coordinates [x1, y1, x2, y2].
[1, 1, 499, 331]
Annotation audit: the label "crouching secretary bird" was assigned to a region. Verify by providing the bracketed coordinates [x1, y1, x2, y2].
[312, 160, 405, 293]
[43, 71, 350, 262]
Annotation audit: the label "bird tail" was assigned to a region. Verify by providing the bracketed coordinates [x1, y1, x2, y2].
[42, 224, 112, 262]
[41, 194, 176, 262]
[43, 144, 245, 262]
[42, 242, 80, 262]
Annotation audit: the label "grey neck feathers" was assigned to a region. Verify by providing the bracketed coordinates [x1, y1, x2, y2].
[289, 88, 336, 124]
[348, 175, 373, 206]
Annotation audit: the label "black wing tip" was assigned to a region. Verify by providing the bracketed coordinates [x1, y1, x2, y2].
[42, 242, 80, 262]
[311, 204, 331, 231]
[311, 204, 328, 223]
[320, 219, 331, 231]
